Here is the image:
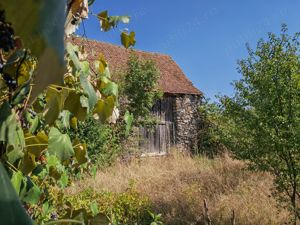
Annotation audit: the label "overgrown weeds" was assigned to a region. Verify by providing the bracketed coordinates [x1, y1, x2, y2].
[68, 151, 290, 225]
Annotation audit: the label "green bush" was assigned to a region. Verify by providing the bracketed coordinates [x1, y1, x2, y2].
[65, 186, 161, 225]
[195, 99, 226, 158]
[68, 115, 121, 167]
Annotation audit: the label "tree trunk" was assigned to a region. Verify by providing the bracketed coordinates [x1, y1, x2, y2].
[291, 187, 299, 225]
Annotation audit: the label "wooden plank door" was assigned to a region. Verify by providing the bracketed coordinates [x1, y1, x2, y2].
[139, 121, 175, 155]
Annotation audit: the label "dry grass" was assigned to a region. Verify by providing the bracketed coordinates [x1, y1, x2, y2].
[68, 151, 290, 225]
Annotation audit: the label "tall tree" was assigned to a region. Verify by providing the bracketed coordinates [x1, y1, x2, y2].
[221, 25, 300, 224]
[123, 55, 162, 126]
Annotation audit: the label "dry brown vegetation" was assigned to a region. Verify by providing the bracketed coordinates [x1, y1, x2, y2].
[68, 151, 290, 225]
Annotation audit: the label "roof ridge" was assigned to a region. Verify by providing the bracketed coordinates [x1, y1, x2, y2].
[71, 35, 171, 57]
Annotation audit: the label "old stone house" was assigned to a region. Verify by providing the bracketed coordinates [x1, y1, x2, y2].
[71, 36, 202, 153]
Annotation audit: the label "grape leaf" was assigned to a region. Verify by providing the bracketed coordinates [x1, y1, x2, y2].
[10, 171, 23, 195]
[98, 10, 130, 32]
[80, 73, 97, 110]
[23, 184, 41, 205]
[0, 0, 66, 100]
[0, 102, 25, 163]
[48, 127, 74, 162]
[44, 87, 69, 125]
[0, 163, 33, 225]
[64, 91, 89, 121]
[25, 132, 48, 157]
[121, 31, 136, 48]
[99, 80, 118, 98]
[20, 152, 36, 175]
[93, 96, 116, 123]
[58, 171, 69, 188]
[96, 54, 108, 75]
[73, 139, 88, 164]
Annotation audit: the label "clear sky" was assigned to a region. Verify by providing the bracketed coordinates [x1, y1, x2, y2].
[78, 0, 300, 101]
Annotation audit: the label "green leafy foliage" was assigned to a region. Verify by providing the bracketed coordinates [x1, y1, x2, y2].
[65, 186, 159, 225]
[98, 10, 130, 32]
[11, 170, 23, 194]
[79, 70, 98, 110]
[97, 10, 135, 49]
[68, 115, 121, 167]
[94, 96, 116, 123]
[64, 91, 88, 121]
[149, 212, 164, 225]
[23, 184, 41, 204]
[121, 31, 136, 49]
[19, 132, 48, 175]
[44, 87, 69, 125]
[90, 201, 99, 217]
[195, 99, 226, 157]
[121, 55, 162, 126]
[0, 163, 33, 225]
[48, 127, 74, 162]
[0, 0, 66, 100]
[66, 42, 98, 110]
[0, 102, 25, 163]
[219, 25, 300, 222]
[0, 3, 135, 224]
[124, 111, 134, 137]
[73, 139, 88, 165]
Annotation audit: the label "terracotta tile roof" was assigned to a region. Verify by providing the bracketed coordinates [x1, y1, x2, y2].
[69, 36, 202, 95]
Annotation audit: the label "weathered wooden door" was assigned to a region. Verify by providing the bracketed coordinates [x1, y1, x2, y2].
[139, 96, 176, 155]
[139, 122, 175, 154]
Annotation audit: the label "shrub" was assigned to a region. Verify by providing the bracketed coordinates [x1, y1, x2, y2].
[65, 186, 157, 225]
[195, 98, 226, 157]
[68, 115, 121, 167]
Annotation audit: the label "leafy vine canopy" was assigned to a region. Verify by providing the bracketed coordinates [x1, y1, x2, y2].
[0, 0, 136, 224]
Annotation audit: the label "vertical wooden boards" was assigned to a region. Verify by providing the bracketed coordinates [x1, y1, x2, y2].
[139, 95, 176, 155]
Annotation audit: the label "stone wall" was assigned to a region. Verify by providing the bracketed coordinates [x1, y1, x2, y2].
[173, 94, 202, 151]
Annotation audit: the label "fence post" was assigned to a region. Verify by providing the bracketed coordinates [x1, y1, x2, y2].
[203, 199, 212, 225]
[231, 209, 236, 225]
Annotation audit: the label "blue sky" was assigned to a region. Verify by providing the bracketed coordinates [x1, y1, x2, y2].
[78, 0, 300, 101]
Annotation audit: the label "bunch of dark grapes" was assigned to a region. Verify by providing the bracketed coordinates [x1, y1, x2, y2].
[0, 10, 15, 52]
